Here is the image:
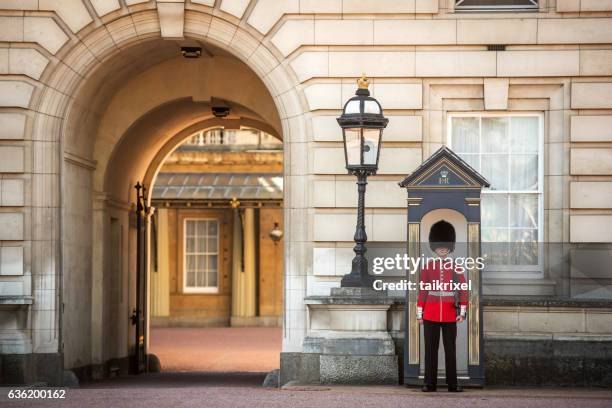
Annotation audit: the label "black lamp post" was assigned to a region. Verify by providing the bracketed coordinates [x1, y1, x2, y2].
[337, 75, 388, 287]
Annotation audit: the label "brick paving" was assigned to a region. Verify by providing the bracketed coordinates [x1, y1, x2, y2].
[2, 375, 612, 408]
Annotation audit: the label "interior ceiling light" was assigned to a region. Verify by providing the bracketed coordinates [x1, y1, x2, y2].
[181, 46, 202, 58]
[212, 106, 230, 118]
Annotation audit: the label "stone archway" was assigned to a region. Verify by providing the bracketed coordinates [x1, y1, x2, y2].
[24, 8, 309, 381]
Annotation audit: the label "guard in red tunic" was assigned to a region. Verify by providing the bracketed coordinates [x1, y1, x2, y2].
[417, 220, 468, 392]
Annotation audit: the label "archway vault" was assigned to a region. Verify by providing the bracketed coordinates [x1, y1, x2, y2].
[101, 92, 281, 206]
[23, 7, 309, 375]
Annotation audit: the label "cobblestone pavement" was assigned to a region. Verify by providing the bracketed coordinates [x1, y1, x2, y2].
[2, 372, 612, 408]
[149, 327, 282, 372]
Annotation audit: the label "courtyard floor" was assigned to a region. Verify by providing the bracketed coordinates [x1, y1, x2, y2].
[1, 327, 611, 407]
[148, 327, 282, 372]
[2, 374, 611, 408]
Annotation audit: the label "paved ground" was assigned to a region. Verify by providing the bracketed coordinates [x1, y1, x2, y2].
[2, 327, 611, 407]
[1, 373, 612, 408]
[149, 327, 282, 372]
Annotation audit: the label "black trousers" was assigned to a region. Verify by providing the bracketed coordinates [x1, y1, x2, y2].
[423, 320, 457, 386]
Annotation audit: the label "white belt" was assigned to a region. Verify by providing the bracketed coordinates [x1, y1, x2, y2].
[428, 291, 455, 297]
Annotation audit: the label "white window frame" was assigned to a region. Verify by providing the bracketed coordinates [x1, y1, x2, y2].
[183, 217, 220, 294]
[447, 112, 544, 278]
[455, 0, 538, 11]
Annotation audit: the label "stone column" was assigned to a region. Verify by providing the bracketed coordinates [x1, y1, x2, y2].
[90, 193, 109, 378]
[231, 208, 256, 323]
[150, 209, 170, 319]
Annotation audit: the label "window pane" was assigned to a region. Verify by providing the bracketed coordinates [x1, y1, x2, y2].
[197, 220, 207, 236]
[482, 155, 508, 190]
[197, 255, 207, 272]
[482, 194, 508, 228]
[186, 272, 195, 287]
[209, 255, 218, 271]
[460, 154, 480, 172]
[509, 194, 538, 228]
[196, 236, 206, 253]
[450, 114, 541, 272]
[482, 228, 508, 243]
[510, 155, 538, 191]
[452, 117, 479, 153]
[510, 117, 539, 153]
[509, 229, 538, 265]
[196, 271, 206, 287]
[186, 237, 195, 253]
[208, 221, 218, 235]
[482, 229, 509, 265]
[482, 245, 508, 266]
[184, 219, 220, 289]
[482, 117, 509, 153]
[208, 237, 217, 253]
[186, 220, 195, 235]
[187, 255, 196, 271]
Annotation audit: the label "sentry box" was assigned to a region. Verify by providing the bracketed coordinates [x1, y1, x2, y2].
[399, 146, 490, 387]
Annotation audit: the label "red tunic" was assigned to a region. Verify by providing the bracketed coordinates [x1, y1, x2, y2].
[417, 260, 469, 323]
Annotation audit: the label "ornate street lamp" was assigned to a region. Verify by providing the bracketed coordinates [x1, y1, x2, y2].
[337, 75, 389, 287]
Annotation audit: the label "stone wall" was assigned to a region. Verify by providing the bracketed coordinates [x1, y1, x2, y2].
[0, 0, 611, 384]
[386, 299, 612, 386]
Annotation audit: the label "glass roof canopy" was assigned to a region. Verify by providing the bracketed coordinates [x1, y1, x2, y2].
[152, 173, 283, 201]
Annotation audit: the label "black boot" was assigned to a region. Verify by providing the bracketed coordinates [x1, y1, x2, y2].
[447, 384, 463, 392]
[421, 384, 437, 392]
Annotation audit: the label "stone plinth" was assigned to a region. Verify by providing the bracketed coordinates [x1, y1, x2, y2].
[288, 287, 398, 385]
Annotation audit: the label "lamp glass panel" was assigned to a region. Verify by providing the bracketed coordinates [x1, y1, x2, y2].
[344, 128, 362, 166]
[344, 100, 361, 114]
[362, 128, 380, 166]
[363, 100, 381, 114]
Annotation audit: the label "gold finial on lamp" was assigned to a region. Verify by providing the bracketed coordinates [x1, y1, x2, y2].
[357, 74, 370, 90]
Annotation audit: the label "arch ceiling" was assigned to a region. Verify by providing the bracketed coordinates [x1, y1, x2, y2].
[104, 98, 279, 202]
[66, 40, 283, 203]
